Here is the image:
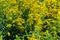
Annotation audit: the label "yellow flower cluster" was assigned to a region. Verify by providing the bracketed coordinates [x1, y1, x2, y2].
[0, 0, 60, 40]
[6, 24, 12, 28]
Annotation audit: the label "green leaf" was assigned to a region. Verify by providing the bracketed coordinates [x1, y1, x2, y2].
[40, 14, 46, 21]
[14, 35, 21, 40]
[39, 0, 44, 2]
[0, 31, 3, 40]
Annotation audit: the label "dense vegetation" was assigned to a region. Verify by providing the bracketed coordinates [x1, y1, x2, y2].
[0, 0, 60, 40]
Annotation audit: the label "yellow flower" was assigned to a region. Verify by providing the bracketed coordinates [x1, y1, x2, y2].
[51, 0, 56, 2]
[34, 14, 40, 20]
[45, 0, 51, 2]
[9, 17, 12, 20]
[7, 32, 10, 36]
[37, 20, 43, 25]
[35, 25, 42, 30]
[28, 13, 33, 18]
[15, 18, 24, 23]
[44, 30, 49, 34]
[18, 26, 24, 30]
[57, 10, 60, 20]
[0, 0, 5, 2]
[58, 10, 60, 15]
[8, 0, 17, 4]
[28, 33, 38, 40]
[28, 38, 38, 40]
[12, 20, 15, 23]
[52, 26, 56, 30]
[18, 22, 22, 25]
[33, 2, 40, 8]
[6, 24, 12, 28]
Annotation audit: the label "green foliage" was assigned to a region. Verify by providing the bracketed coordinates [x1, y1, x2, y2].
[0, 0, 60, 40]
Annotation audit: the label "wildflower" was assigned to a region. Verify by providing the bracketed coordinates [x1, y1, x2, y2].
[35, 25, 42, 31]
[18, 22, 22, 25]
[52, 26, 56, 30]
[8, 0, 17, 4]
[51, 0, 56, 2]
[28, 33, 38, 40]
[7, 32, 10, 36]
[6, 24, 12, 28]
[12, 20, 15, 23]
[9, 17, 12, 20]
[37, 20, 43, 25]
[58, 10, 60, 15]
[44, 30, 49, 35]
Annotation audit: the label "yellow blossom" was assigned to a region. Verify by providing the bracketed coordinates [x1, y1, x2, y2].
[35, 25, 42, 30]
[9, 17, 12, 20]
[44, 30, 49, 34]
[7, 32, 10, 36]
[18, 22, 22, 25]
[52, 26, 56, 30]
[6, 24, 12, 28]
[58, 10, 60, 15]
[28, 33, 38, 40]
[37, 20, 43, 25]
